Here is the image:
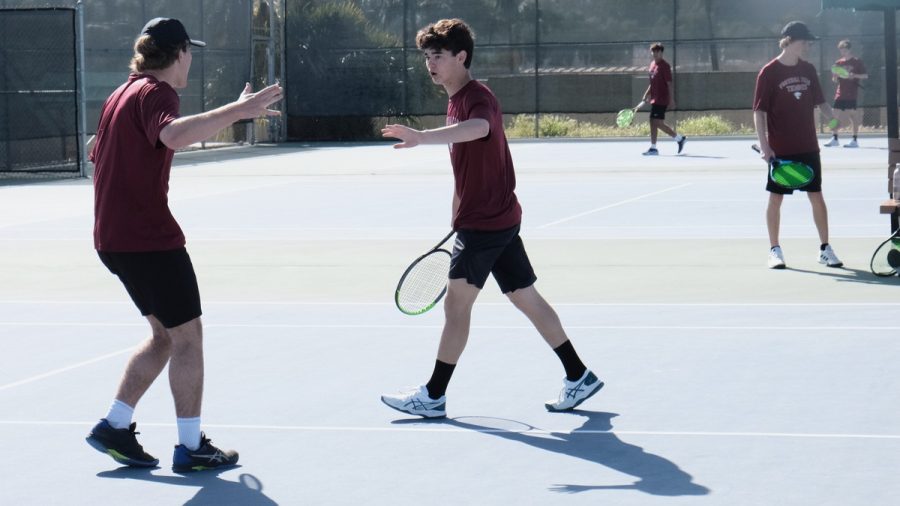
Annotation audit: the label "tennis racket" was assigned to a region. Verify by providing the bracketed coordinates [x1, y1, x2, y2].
[615, 101, 644, 128]
[395, 230, 455, 315]
[870, 229, 900, 276]
[831, 64, 850, 79]
[751, 144, 815, 189]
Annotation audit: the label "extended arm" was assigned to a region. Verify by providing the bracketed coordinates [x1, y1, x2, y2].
[381, 119, 490, 149]
[753, 110, 774, 160]
[159, 83, 282, 150]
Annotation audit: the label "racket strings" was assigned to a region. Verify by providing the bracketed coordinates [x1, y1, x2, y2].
[870, 239, 900, 276]
[397, 251, 451, 313]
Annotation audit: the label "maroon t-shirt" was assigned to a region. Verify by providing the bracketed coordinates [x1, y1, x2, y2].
[91, 74, 183, 252]
[834, 56, 867, 101]
[649, 59, 672, 106]
[753, 59, 825, 155]
[447, 80, 522, 231]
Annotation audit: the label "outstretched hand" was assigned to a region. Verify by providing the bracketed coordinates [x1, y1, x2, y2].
[382, 124, 423, 149]
[236, 82, 283, 120]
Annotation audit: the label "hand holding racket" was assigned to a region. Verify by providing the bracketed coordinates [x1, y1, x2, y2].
[870, 229, 900, 276]
[395, 231, 455, 315]
[751, 144, 815, 189]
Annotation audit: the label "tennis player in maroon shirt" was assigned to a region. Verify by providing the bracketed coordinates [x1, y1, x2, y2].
[753, 21, 842, 270]
[380, 19, 601, 419]
[85, 17, 282, 471]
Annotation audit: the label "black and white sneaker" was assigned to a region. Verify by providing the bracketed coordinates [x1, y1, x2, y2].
[86, 419, 159, 467]
[545, 370, 604, 412]
[172, 433, 239, 472]
[677, 135, 687, 154]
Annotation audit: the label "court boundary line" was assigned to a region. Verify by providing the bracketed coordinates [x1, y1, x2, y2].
[1, 420, 898, 440]
[2, 300, 900, 307]
[0, 346, 135, 393]
[538, 183, 692, 228]
[2, 322, 899, 331]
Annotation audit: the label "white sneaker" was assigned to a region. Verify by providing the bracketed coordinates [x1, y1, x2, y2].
[843, 140, 858, 148]
[545, 370, 604, 412]
[768, 246, 786, 269]
[381, 385, 446, 418]
[818, 244, 843, 267]
[642, 148, 659, 156]
[823, 138, 840, 147]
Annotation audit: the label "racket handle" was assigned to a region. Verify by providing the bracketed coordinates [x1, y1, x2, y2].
[634, 100, 645, 110]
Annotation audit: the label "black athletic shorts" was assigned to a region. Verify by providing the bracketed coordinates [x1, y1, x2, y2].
[650, 104, 667, 120]
[449, 225, 537, 293]
[766, 151, 822, 194]
[832, 99, 857, 111]
[98, 247, 202, 328]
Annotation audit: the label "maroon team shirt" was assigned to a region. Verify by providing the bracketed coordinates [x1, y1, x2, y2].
[834, 56, 866, 101]
[649, 59, 672, 106]
[753, 59, 825, 156]
[91, 74, 184, 252]
[446, 80, 522, 231]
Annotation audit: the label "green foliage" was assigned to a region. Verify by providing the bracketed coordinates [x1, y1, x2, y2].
[505, 113, 751, 138]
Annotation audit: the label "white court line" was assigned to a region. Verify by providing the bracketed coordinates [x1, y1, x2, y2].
[1, 322, 898, 331]
[0, 420, 898, 440]
[538, 183, 692, 228]
[0, 346, 135, 393]
[2, 300, 900, 307]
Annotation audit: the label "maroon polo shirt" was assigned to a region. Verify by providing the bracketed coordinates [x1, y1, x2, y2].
[753, 58, 825, 155]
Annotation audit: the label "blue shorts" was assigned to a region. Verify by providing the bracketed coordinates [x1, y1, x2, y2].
[449, 225, 537, 293]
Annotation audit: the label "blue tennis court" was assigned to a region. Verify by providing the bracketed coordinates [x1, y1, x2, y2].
[1, 137, 898, 505]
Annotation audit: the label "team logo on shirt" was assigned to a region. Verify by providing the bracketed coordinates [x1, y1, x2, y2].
[778, 76, 811, 100]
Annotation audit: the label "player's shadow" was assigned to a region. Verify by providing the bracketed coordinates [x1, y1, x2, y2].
[787, 266, 900, 285]
[394, 411, 708, 496]
[97, 467, 277, 505]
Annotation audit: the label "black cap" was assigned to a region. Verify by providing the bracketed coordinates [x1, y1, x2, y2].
[140, 18, 206, 50]
[781, 21, 818, 41]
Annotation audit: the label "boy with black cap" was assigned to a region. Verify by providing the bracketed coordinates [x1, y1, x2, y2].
[753, 21, 842, 270]
[85, 17, 282, 471]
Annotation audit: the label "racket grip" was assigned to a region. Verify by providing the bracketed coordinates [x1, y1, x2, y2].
[635, 101, 645, 110]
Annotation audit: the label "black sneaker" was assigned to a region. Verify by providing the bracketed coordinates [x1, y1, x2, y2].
[85, 419, 159, 467]
[677, 135, 687, 154]
[172, 433, 239, 472]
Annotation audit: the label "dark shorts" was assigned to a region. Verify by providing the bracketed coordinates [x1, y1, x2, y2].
[833, 99, 857, 111]
[98, 247, 202, 328]
[449, 225, 537, 293]
[766, 151, 822, 194]
[650, 104, 667, 120]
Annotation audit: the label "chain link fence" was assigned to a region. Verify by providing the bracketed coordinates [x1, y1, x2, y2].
[285, 0, 894, 139]
[0, 7, 80, 174]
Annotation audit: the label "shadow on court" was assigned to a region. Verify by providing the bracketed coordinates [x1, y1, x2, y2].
[395, 411, 709, 497]
[97, 467, 277, 505]
[787, 266, 900, 285]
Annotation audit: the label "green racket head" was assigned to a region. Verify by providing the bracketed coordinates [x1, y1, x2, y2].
[827, 118, 839, 129]
[770, 159, 814, 189]
[870, 237, 900, 276]
[616, 109, 634, 128]
[831, 64, 850, 79]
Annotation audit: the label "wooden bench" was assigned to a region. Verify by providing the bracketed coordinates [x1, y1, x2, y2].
[883, 140, 900, 230]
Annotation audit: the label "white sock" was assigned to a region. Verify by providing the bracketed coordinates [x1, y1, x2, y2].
[105, 399, 134, 430]
[177, 417, 202, 450]
[650, 143, 657, 149]
[674, 134, 684, 142]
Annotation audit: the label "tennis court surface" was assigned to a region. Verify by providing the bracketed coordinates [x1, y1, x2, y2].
[1, 137, 898, 505]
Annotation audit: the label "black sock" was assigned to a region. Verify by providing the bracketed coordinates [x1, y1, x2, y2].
[832, 133, 838, 139]
[853, 135, 858, 141]
[820, 243, 829, 251]
[425, 360, 456, 399]
[553, 340, 587, 381]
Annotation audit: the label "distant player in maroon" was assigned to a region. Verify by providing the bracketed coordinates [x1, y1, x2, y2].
[640, 43, 686, 156]
[753, 21, 842, 270]
[824, 39, 868, 148]
[380, 18, 601, 419]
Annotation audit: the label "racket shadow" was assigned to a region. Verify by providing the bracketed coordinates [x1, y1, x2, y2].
[785, 266, 900, 284]
[96, 467, 278, 505]
[393, 411, 709, 497]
